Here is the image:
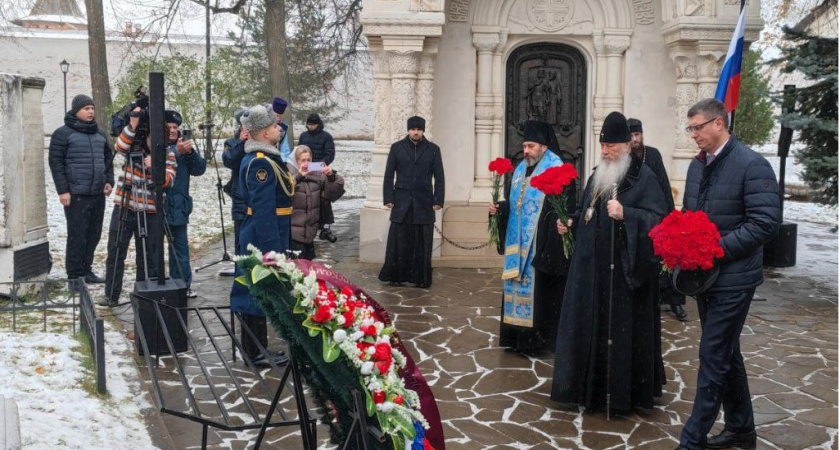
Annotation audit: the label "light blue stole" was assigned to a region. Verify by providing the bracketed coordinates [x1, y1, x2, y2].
[502, 150, 562, 328]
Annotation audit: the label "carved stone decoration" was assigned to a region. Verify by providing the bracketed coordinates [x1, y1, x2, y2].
[391, 78, 417, 141]
[684, 0, 704, 16]
[475, 105, 495, 120]
[604, 36, 631, 55]
[632, 0, 655, 25]
[674, 83, 697, 148]
[372, 52, 392, 146]
[448, 0, 470, 22]
[472, 33, 500, 52]
[411, 0, 443, 12]
[697, 53, 724, 79]
[526, 0, 575, 32]
[673, 55, 697, 80]
[389, 51, 419, 74]
[724, 0, 741, 5]
[416, 52, 437, 136]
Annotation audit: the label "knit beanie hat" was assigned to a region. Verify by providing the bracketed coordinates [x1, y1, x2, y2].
[241, 104, 276, 132]
[70, 94, 94, 115]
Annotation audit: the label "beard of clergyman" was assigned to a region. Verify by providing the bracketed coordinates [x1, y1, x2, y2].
[592, 150, 632, 199]
[526, 151, 544, 167]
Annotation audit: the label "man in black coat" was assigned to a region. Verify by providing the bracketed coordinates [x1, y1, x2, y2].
[48, 94, 114, 286]
[675, 99, 781, 450]
[223, 109, 248, 257]
[551, 111, 668, 413]
[627, 118, 688, 321]
[298, 113, 338, 241]
[378, 116, 445, 288]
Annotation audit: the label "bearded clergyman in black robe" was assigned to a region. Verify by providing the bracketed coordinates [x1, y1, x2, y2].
[551, 111, 668, 412]
[489, 120, 575, 353]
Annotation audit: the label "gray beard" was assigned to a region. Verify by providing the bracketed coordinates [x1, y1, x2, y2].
[592, 152, 631, 199]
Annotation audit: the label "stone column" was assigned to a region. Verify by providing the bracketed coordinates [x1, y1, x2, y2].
[416, 40, 439, 139]
[365, 42, 392, 208]
[591, 31, 630, 170]
[470, 29, 501, 204]
[388, 50, 419, 143]
[491, 30, 509, 175]
[0, 74, 50, 292]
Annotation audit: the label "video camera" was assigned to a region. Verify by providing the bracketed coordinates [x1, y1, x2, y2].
[111, 86, 150, 143]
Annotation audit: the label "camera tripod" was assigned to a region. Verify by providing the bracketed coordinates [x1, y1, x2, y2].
[194, 122, 235, 275]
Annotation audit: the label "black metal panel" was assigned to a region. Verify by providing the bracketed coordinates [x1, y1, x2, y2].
[13, 241, 51, 281]
[505, 42, 587, 201]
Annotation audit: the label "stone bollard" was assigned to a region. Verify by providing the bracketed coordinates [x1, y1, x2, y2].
[0, 395, 21, 450]
[0, 74, 50, 295]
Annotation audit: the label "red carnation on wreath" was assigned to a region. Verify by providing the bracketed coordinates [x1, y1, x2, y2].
[648, 210, 725, 271]
[488, 157, 515, 247]
[529, 163, 578, 258]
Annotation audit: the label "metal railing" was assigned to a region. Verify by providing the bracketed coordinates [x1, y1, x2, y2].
[0, 279, 106, 393]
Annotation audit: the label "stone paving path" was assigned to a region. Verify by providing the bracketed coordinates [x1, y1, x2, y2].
[127, 199, 837, 450]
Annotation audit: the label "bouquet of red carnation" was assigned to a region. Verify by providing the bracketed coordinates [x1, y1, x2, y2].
[529, 163, 578, 258]
[648, 210, 724, 271]
[488, 157, 515, 247]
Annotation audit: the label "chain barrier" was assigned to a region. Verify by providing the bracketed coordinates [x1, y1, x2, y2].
[433, 224, 493, 251]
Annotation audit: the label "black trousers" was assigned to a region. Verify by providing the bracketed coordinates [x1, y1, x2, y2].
[104, 206, 161, 303]
[240, 313, 268, 359]
[680, 288, 756, 449]
[63, 194, 105, 279]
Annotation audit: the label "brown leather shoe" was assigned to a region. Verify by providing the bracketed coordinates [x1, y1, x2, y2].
[706, 430, 756, 449]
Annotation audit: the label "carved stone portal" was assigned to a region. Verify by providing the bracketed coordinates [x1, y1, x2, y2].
[505, 43, 587, 199]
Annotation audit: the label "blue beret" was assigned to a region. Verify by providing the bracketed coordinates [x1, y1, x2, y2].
[272, 97, 288, 114]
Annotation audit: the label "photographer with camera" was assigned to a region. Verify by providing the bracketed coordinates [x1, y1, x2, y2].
[163, 111, 205, 298]
[48, 94, 114, 289]
[101, 106, 178, 307]
[298, 113, 338, 243]
[288, 145, 345, 260]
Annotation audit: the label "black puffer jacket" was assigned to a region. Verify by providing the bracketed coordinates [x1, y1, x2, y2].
[683, 135, 782, 291]
[297, 114, 335, 164]
[48, 113, 114, 195]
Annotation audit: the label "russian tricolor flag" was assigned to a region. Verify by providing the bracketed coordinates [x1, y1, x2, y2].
[715, 6, 747, 112]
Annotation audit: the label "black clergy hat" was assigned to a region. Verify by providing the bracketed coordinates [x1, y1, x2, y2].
[599, 111, 632, 143]
[523, 120, 562, 155]
[627, 118, 643, 134]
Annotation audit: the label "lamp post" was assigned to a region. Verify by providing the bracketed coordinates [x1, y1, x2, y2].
[59, 59, 69, 112]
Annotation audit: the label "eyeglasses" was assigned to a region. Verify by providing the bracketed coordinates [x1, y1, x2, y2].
[684, 118, 717, 134]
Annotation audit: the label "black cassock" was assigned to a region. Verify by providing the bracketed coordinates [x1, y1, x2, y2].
[551, 157, 667, 412]
[495, 181, 575, 353]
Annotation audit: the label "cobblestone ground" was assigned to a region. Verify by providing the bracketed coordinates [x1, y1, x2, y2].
[126, 199, 837, 450]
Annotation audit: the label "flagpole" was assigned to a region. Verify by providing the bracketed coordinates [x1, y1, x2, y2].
[729, 0, 747, 133]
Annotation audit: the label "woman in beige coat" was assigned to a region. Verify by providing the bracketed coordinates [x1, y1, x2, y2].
[288, 145, 345, 259]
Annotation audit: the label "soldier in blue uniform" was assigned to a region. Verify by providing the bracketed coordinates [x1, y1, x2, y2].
[229, 104, 295, 367]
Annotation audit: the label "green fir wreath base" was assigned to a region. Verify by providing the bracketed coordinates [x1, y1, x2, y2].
[238, 257, 393, 450]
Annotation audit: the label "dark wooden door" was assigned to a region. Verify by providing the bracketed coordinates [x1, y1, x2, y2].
[505, 43, 587, 200]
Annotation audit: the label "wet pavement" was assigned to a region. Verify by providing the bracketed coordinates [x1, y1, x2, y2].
[121, 199, 838, 450]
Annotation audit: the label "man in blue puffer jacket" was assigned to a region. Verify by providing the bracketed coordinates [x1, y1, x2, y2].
[675, 98, 781, 450]
[48, 94, 114, 286]
[163, 110, 206, 298]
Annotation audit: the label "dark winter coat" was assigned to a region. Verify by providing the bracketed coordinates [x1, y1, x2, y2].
[551, 157, 668, 411]
[48, 112, 114, 196]
[683, 135, 782, 292]
[641, 146, 675, 211]
[164, 141, 207, 226]
[297, 115, 336, 164]
[287, 164, 345, 244]
[223, 134, 247, 220]
[382, 136, 445, 225]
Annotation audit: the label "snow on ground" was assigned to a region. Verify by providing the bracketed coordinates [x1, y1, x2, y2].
[0, 320, 157, 449]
